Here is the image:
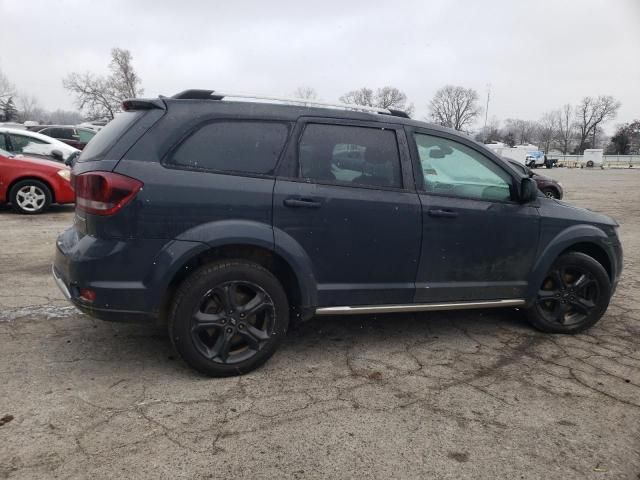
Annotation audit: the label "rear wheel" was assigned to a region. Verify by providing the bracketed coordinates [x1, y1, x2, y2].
[526, 252, 611, 333]
[9, 179, 52, 214]
[168, 260, 289, 376]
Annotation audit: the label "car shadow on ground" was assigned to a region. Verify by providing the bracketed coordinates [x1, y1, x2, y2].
[43, 307, 532, 378]
[0, 203, 75, 215]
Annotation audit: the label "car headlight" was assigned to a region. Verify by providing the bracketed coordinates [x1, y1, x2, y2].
[57, 169, 71, 181]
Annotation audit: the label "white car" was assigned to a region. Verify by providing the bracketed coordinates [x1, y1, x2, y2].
[0, 127, 80, 161]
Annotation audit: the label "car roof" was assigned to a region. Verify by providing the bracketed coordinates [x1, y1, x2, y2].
[133, 93, 503, 160]
[0, 127, 77, 148]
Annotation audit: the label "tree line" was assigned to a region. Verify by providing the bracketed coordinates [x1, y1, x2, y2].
[1, 47, 636, 155]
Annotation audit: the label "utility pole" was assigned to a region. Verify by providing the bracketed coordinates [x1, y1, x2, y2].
[483, 84, 491, 142]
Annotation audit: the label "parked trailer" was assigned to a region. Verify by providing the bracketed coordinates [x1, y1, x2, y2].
[581, 149, 604, 168]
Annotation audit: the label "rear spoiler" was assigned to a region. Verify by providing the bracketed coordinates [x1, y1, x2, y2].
[122, 98, 166, 111]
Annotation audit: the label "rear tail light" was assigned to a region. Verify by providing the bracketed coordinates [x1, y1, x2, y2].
[79, 288, 96, 302]
[73, 172, 143, 216]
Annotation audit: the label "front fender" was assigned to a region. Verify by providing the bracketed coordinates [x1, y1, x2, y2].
[526, 224, 614, 302]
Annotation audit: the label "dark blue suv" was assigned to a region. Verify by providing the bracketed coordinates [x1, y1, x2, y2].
[53, 90, 623, 376]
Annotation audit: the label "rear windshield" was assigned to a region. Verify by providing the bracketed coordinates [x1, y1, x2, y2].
[77, 111, 143, 162]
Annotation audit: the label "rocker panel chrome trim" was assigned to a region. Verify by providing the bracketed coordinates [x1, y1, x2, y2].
[315, 299, 525, 315]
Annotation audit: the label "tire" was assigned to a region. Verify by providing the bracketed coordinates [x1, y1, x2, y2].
[541, 188, 559, 199]
[525, 252, 611, 334]
[168, 260, 289, 376]
[9, 179, 52, 214]
[586, 160, 594, 168]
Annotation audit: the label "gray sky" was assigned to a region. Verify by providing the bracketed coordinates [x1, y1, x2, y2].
[1, 0, 639, 131]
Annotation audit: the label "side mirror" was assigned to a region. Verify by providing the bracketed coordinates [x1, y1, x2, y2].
[64, 151, 80, 167]
[51, 149, 64, 161]
[519, 177, 538, 203]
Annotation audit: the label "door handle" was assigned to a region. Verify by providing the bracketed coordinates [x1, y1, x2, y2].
[283, 198, 322, 209]
[428, 208, 458, 218]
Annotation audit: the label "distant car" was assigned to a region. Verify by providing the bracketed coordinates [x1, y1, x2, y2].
[31, 125, 96, 150]
[0, 127, 80, 162]
[506, 159, 564, 199]
[78, 120, 108, 132]
[0, 148, 74, 214]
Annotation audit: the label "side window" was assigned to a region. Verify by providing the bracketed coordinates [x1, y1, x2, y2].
[0, 134, 7, 151]
[56, 128, 75, 140]
[8, 134, 48, 153]
[168, 121, 289, 175]
[414, 133, 512, 201]
[299, 124, 402, 189]
[77, 129, 95, 143]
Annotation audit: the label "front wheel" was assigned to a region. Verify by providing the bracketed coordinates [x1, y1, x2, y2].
[169, 260, 289, 376]
[9, 179, 52, 214]
[541, 188, 559, 199]
[525, 252, 611, 333]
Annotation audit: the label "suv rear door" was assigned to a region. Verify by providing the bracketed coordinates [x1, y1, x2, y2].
[407, 127, 540, 303]
[273, 118, 422, 307]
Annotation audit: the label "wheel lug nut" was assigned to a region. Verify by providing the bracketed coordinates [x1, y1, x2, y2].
[238, 324, 244, 329]
[226, 327, 233, 334]
[240, 313, 245, 318]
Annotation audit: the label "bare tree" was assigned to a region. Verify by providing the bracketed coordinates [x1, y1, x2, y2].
[16, 95, 48, 123]
[47, 109, 84, 125]
[535, 112, 559, 154]
[575, 95, 620, 153]
[502, 118, 537, 145]
[63, 72, 118, 120]
[293, 86, 318, 100]
[374, 86, 414, 115]
[0, 69, 15, 104]
[64, 47, 143, 120]
[340, 86, 414, 115]
[475, 116, 501, 143]
[340, 87, 374, 107]
[108, 48, 144, 99]
[428, 85, 481, 132]
[555, 104, 575, 154]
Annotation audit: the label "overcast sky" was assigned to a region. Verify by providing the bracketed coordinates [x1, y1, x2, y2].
[1, 0, 639, 131]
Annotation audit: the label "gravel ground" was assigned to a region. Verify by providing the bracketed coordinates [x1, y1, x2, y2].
[0, 168, 639, 479]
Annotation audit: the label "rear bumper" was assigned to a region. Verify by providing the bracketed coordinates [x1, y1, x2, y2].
[52, 263, 155, 322]
[52, 226, 206, 323]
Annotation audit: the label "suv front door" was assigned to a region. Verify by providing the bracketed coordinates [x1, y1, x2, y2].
[408, 128, 540, 303]
[273, 119, 422, 307]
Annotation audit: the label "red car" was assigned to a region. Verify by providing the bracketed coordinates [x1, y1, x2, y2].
[0, 148, 75, 214]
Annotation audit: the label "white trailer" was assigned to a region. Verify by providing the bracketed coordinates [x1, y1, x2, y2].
[581, 149, 604, 168]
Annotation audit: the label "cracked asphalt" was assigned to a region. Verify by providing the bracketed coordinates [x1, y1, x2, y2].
[1, 168, 639, 479]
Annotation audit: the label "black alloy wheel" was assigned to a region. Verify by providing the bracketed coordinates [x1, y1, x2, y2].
[191, 281, 274, 364]
[169, 260, 289, 376]
[526, 252, 611, 333]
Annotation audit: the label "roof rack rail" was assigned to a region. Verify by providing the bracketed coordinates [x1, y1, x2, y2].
[170, 89, 409, 117]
